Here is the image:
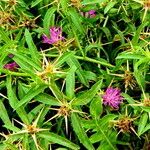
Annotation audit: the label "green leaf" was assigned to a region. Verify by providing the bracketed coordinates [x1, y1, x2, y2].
[134, 57, 149, 92]
[0, 144, 7, 150]
[9, 51, 41, 71]
[97, 140, 115, 150]
[104, 1, 116, 14]
[113, 25, 125, 44]
[0, 28, 11, 43]
[82, 71, 97, 81]
[55, 52, 74, 68]
[60, 0, 69, 13]
[18, 81, 30, 99]
[116, 53, 145, 59]
[85, 43, 102, 54]
[100, 27, 112, 41]
[3, 144, 18, 150]
[6, 76, 29, 124]
[138, 112, 148, 136]
[3, 124, 19, 132]
[43, 7, 57, 35]
[0, 100, 12, 126]
[132, 21, 148, 45]
[25, 29, 40, 64]
[12, 56, 37, 78]
[90, 96, 103, 119]
[71, 113, 94, 150]
[38, 132, 80, 150]
[99, 114, 117, 130]
[68, 9, 84, 34]
[76, 56, 114, 68]
[73, 79, 103, 105]
[81, 119, 96, 129]
[0, 41, 15, 67]
[67, 56, 89, 86]
[15, 84, 47, 109]
[95, 119, 116, 150]
[35, 93, 61, 106]
[122, 93, 140, 111]
[31, 0, 42, 7]
[81, 0, 107, 5]
[28, 104, 45, 122]
[66, 65, 76, 99]
[90, 132, 103, 143]
[141, 124, 150, 135]
[141, 106, 150, 112]
[49, 80, 66, 100]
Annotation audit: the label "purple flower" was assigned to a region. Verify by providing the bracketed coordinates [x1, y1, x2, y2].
[4, 62, 19, 71]
[88, 10, 96, 18]
[8, 54, 14, 58]
[102, 87, 123, 109]
[42, 27, 64, 44]
[80, 10, 96, 18]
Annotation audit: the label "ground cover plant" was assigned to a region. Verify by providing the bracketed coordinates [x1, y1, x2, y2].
[0, 0, 150, 149]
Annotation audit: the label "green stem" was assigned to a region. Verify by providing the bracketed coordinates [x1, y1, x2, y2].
[0, 69, 29, 76]
[76, 56, 114, 67]
[43, 54, 114, 68]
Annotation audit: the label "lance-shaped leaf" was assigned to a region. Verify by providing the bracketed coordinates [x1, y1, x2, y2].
[90, 96, 103, 119]
[7, 76, 29, 124]
[38, 132, 80, 150]
[138, 112, 148, 136]
[9, 51, 41, 71]
[35, 93, 61, 106]
[67, 56, 89, 87]
[55, 52, 74, 68]
[49, 80, 66, 100]
[0, 100, 12, 126]
[43, 7, 57, 35]
[72, 79, 103, 105]
[25, 29, 40, 65]
[71, 113, 94, 150]
[15, 84, 47, 109]
[66, 65, 76, 99]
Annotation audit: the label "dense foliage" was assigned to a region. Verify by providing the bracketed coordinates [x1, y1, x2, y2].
[0, 0, 150, 149]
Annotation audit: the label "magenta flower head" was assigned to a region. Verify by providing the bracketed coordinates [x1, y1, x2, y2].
[88, 10, 96, 18]
[4, 62, 19, 71]
[42, 27, 64, 45]
[81, 10, 96, 18]
[8, 54, 14, 58]
[102, 87, 123, 109]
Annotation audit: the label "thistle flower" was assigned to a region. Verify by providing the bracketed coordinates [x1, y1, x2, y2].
[8, 53, 14, 58]
[81, 10, 96, 18]
[42, 27, 64, 45]
[113, 116, 135, 133]
[102, 87, 123, 109]
[4, 62, 19, 71]
[88, 10, 96, 18]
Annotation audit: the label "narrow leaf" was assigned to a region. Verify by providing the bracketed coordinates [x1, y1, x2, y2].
[15, 84, 47, 109]
[43, 7, 57, 34]
[71, 113, 94, 150]
[0, 100, 12, 126]
[25, 29, 40, 64]
[73, 79, 103, 105]
[38, 132, 79, 150]
[138, 112, 148, 136]
[35, 93, 60, 106]
[6, 76, 29, 124]
[66, 65, 76, 99]
[90, 96, 103, 119]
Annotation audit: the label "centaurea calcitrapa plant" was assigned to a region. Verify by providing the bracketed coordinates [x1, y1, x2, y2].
[0, 0, 150, 149]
